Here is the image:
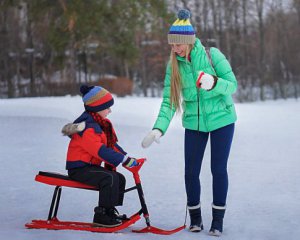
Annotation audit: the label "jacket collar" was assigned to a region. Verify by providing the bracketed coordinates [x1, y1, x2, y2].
[176, 38, 203, 62]
[74, 111, 102, 135]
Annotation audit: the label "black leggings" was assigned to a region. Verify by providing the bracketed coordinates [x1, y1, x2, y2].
[68, 165, 126, 208]
[185, 123, 235, 207]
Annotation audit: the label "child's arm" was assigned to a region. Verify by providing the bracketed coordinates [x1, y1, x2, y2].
[79, 128, 126, 167]
[113, 143, 127, 155]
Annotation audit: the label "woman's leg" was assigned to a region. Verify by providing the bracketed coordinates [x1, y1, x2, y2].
[210, 123, 235, 207]
[184, 129, 209, 207]
[209, 123, 234, 235]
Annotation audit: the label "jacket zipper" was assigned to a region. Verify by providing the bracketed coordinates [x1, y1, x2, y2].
[200, 91, 208, 131]
[201, 52, 210, 131]
[190, 60, 208, 132]
[197, 89, 200, 131]
[190, 61, 200, 131]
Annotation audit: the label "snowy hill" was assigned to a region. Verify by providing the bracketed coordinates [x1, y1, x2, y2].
[0, 96, 299, 240]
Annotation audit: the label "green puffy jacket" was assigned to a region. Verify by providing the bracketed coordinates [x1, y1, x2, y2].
[153, 38, 237, 133]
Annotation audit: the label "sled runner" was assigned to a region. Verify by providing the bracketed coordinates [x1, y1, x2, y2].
[25, 158, 185, 235]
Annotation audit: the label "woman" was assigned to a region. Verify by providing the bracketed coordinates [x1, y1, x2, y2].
[141, 9, 237, 236]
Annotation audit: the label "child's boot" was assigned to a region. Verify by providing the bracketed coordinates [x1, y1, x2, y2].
[209, 204, 226, 237]
[93, 206, 122, 227]
[188, 204, 204, 232]
[107, 207, 128, 221]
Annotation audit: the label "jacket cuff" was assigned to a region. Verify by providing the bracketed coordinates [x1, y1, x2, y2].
[122, 154, 129, 163]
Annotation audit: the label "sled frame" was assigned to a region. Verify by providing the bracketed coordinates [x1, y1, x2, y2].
[26, 159, 185, 234]
[46, 182, 137, 221]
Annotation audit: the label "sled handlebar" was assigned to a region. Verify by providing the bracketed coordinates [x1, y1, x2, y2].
[123, 158, 146, 184]
[123, 158, 146, 173]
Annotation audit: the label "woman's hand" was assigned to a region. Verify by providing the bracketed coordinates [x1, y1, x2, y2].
[141, 129, 162, 148]
[196, 71, 218, 90]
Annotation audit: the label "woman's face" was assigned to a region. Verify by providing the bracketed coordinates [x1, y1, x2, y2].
[171, 44, 189, 57]
[97, 108, 111, 118]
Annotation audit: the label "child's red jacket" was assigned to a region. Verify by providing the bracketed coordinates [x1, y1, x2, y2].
[66, 112, 126, 170]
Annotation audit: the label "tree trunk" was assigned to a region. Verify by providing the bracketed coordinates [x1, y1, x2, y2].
[255, 0, 265, 101]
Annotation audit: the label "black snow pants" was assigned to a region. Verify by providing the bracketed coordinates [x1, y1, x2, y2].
[68, 165, 126, 208]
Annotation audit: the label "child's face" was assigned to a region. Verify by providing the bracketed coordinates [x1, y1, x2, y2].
[97, 108, 111, 118]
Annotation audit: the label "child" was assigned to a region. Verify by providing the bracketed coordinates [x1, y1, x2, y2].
[62, 85, 137, 227]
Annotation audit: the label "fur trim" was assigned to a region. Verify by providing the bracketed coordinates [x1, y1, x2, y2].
[61, 122, 86, 136]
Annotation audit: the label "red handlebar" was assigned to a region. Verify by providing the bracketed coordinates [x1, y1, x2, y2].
[124, 158, 146, 184]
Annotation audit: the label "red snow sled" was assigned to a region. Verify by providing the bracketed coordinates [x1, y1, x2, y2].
[25, 158, 185, 235]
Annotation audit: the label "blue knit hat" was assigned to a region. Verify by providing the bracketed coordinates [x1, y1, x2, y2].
[168, 9, 196, 44]
[80, 85, 114, 112]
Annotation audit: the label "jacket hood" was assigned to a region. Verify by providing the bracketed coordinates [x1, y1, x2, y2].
[74, 111, 102, 136]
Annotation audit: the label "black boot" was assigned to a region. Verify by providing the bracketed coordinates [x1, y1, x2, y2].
[93, 206, 122, 227]
[107, 207, 128, 221]
[209, 205, 226, 236]
[188, 204, 204, 232]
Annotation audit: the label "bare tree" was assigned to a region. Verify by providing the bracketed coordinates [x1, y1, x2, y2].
[293, 0, 300, 24]
[254, 0, 266, 100]
[0, 8, 13, 97]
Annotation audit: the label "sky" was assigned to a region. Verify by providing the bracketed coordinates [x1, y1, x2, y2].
[0, 96, 299, 240]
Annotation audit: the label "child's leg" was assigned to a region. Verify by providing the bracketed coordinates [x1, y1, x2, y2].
[116, 172, 126, 206]
[68, 165, 126, 207]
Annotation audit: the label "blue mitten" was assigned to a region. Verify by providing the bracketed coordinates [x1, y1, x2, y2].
[122, 157, 138, 168]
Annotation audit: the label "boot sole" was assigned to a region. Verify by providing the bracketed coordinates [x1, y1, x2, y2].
[208, 229, 222, 237]
[92, 222, 122, 228]
[189, 225, 204, 232]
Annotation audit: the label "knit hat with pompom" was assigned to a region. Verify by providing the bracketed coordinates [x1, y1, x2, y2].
[80, 85, 114, 112]
[168, 9, 196, 44]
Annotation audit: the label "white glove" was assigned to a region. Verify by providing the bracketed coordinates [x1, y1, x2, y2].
[141, 129, 162, 148]
[61, 121, 86, 136]
[196, 71, 217, 90]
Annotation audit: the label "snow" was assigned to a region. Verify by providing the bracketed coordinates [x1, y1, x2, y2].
[0, 96, 299, 240]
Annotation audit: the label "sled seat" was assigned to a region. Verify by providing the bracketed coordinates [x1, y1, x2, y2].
[32, 171, 100, 222]
[36, 171, 98, 190]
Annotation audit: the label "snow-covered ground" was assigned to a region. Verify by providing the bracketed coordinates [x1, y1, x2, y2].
[0, 96, 299, 240]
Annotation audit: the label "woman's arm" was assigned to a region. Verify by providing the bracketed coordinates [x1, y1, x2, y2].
[152, 64, 176, 135]
[209, 47, 238, 95]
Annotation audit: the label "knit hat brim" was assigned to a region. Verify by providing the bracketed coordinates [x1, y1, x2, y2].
[81, 85, 114, 112]
[84, 98, 114, 112]
[168, 34, 196, 44]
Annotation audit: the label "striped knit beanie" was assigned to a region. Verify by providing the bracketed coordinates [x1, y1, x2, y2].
[80, 85, 114, 112]
[168, 9, 196, 45]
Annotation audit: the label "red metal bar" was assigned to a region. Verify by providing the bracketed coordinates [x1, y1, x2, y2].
[25, 213, 141, 233]
[132, 225, 186, 235]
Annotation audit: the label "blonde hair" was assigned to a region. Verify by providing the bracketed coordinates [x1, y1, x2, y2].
[170, 44, 193, 112]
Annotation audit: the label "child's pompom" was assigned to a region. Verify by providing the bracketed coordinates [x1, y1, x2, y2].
[177, 9, 191, 20]
[80, 85, 91, 96]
